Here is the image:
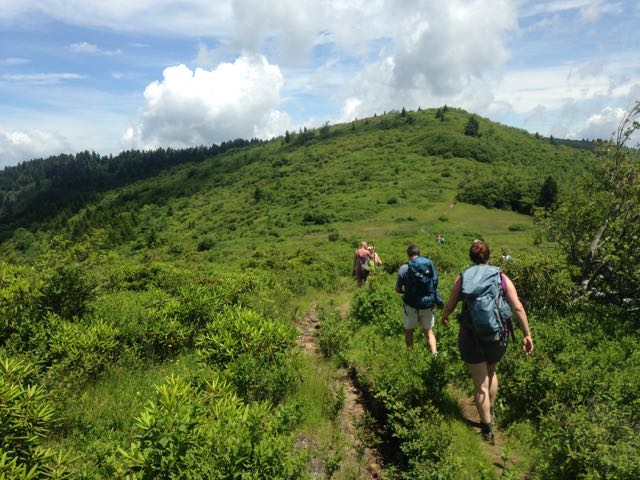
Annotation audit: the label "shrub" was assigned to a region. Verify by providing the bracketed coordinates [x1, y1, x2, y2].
[501, 254, 577, 315]
[119, 375, 305, 479]
[508, 223, 526, 231]
[350, 277, 403, 337]
[0, 357, 73, 478]
[536, 405, 640, 480]
[301, 211, 330, 225]
[196, 236, 215, 251]
[317, 307, 352, 358]
[196, 307, 300, 402]
[387, 197, 398, 204]
[40, 263, 95, 319]
[46, 319, 121, 387]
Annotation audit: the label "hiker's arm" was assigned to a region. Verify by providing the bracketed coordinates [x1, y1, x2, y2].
[503, 274, 534, 354]
[440, 276, 461, 326]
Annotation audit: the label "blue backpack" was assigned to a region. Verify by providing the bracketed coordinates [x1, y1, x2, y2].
[404, 257, 442, 309]
[459, 265, 513, 343]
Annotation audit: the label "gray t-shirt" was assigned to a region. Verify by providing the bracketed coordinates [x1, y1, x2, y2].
[396, 264, 409, 291]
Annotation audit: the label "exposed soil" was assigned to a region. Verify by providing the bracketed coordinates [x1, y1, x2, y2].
[296, 303, 381, 479]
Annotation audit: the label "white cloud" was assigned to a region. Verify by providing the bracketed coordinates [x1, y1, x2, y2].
[0, 128, 70, 167]
[0, 73, 85, 85]
[0, 57, 29, 66]
[577, 105, 626, 139]
[123, 55, 289, 149]
[68, 42, 122, 55]
[336, 0, 518, 120]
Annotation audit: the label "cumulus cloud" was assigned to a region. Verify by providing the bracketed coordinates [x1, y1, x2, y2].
[68, 42, 122, 56]
[577, 106, 626, 139]
[0, 128, 70, 167]
[123, 55, 289, 149]
[337, 0, 517, 120]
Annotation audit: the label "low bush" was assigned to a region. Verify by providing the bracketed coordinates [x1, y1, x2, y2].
[351, 277, 403, 337]
[196, 307, 300, 402]
[0, 357, 73, 478]
[119, 375, 306, 479]
[317, 307, 352, 359]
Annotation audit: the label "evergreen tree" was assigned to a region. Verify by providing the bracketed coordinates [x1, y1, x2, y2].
[464, 115, 480, 137]
[537, 175, 558, 209]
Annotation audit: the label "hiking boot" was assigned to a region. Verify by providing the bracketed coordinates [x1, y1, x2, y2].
[482, 430, 495, 445]
[480, 422, 494, 445]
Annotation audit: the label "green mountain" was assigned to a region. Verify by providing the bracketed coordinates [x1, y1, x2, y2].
[1, 107, 637, 480]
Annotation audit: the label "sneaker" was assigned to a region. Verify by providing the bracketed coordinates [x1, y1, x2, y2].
[482, 430, 495, 445]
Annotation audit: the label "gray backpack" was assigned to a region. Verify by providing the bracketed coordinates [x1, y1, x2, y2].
[459, 265, 513, 344]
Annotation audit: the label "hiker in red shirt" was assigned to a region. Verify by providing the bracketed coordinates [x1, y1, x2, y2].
[353, 241, 373, 286]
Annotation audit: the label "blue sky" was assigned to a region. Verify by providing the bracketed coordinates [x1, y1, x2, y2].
[0, 0, 638, 166]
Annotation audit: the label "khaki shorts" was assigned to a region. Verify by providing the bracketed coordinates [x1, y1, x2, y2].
[403, 304, 435, 330]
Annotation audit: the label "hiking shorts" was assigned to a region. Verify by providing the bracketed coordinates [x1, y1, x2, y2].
[403, 304, 435, 330]
[458, 325, 507, 364]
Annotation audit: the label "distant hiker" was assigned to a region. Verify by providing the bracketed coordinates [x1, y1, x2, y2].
[353, 241, 373, 286]
[440, 240, 533, 445]
[436, 235, 445, 245]
[367, 244, 384, 271]
[396, 244, 444, 352]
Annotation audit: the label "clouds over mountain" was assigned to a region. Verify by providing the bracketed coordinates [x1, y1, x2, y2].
[0, 128, 69, 168]
[123, 55, 288, 149]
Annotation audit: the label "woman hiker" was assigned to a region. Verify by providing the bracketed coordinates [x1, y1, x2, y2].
[440, 240, 534, 444]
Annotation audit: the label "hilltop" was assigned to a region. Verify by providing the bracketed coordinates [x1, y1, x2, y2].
[2, 106, 595, 261]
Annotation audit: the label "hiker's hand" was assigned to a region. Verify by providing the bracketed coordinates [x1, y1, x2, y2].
[522, 335, 534, 355]
[441, 316, 449, 327]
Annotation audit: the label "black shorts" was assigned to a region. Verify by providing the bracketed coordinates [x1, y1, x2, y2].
[458, 325, 507, 364]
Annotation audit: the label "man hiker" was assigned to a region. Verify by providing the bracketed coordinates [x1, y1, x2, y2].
[396, 244, 444, 352]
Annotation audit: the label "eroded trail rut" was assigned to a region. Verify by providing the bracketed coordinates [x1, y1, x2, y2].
[297, 306, 381, 479]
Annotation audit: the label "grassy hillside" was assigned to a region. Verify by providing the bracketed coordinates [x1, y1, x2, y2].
[2, 107, 637, 480]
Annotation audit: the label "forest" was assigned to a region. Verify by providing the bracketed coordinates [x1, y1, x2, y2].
[0, 103, 638, 479]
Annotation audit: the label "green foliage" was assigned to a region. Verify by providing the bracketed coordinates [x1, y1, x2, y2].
[46, 319, 121, 387]
[500, 254, 577, 315]
[537, 175, 558, 209]
[538, 102, 640, 308]
[40, 263, 95, 319]
[0, 357, 72, 479]
[317, 307, 352, 359]
[464, 115, 480, 137]
[458, 175, 539, 214]
[536, 405, 640, 480]
[351, 276, 403, 337]
[196, 307, 300, 402]
[119, 375, 305, 479]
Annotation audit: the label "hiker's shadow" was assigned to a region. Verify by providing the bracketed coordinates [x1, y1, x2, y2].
[440, 393, 482, 429]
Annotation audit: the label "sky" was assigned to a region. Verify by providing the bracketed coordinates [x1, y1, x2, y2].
[0, 0, 639, 167]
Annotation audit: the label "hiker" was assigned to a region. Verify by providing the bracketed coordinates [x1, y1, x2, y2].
[353, 241, 373, 286]
[440, 240, 533, 445]
[368, 244, 384, 271]
[395, 244, 444, 352]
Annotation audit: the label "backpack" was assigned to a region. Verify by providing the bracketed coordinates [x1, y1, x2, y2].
[404, 256, 438, 309]
[459, 265, 513, 344]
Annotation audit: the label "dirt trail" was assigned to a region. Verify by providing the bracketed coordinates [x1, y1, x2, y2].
[454, 387, 527, 478]
[296, 304, 381, 479]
